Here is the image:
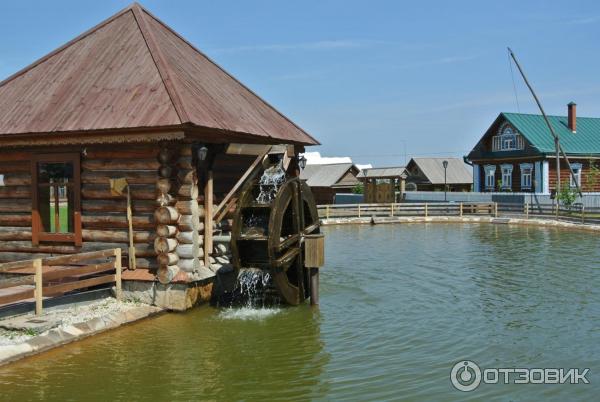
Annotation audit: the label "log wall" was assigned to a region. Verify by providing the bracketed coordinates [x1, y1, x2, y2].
[0, 144, 161, 266]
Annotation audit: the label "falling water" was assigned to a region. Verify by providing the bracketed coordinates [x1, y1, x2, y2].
[233, 268, 279, 308]
[256, 161, 286, 204]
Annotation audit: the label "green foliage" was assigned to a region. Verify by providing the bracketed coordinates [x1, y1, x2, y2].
[557, 183, 577, 208]
[586, 159, 600, 189]
[352, 183, 364, 194]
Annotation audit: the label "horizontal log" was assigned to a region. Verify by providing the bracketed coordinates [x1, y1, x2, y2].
[0, 214, 31, 227]
[177, 156, 193, 170]
[156, 193, 176, 206]
[82, 229, 155, 244]
[176, 244, 202, 259]
[156, 224, 177, 237]
[0, 288, 34, 306]
[157, 252, 179, 268]
[0, 275, 35, 290]
[82, 159, 160, 171]
[0, 172, 31, 186]
[82, 200, 155, 214]
[43, 261, 116, 281]
[175, 231, 202, 245]
[0, 252, 50, 265]
[156, 178, 176, 195]
[0, 241, 154, 257]
[158, 165, 174, 179]
[0, 199, 32, 213]
[81, 171, 157, 185]
[154, 237, 178, 254]
[177, 169, 195, 185]
[177, 184, 199, 200]
[178, 215, 205, 232]
[0, 161, 29, 173]
[175, 201, 205, 216]
[133, 258, 158, 270]
[81, 185, 156, 200]
[178, 258, 204, 272]
[0, 227, 32, 241]
[0, 186, 31, 198]
[157, 265, 179, 284]
[154, 206, 179, 224]
[84, 146, 158, 160]
[81, 214, 154, 230]
[158, 147, 178, 164]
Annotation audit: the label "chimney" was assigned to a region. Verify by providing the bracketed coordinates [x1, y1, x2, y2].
[568, 102, 577, 133]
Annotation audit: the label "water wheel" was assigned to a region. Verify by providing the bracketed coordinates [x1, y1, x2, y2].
[231, 176, 320, 305]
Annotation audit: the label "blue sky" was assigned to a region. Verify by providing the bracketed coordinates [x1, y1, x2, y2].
[1, 1, 599, 166]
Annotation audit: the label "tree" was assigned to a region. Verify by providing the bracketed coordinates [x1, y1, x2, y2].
[586, 158, 600, 190]
[557, 184, 577, 209]
[352, 183, 364, 194]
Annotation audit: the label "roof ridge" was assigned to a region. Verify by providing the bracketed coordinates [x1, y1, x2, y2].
[136, 4, 320, 145]
[0, 4, 135, 88]
[130, 3, 187, 124]
[503, 111, 600, 119]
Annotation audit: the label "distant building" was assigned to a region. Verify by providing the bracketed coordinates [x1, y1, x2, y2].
[405, 158, 472, 192]
[358, 167, 407, 202]
[300, 163, 361, 204]
[466, 103, 600, 193]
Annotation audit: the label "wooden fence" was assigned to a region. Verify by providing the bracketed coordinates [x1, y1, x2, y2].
[0, 248, 122, 315]
[318, 202, 600, 225]
[318, 202, 496, 219]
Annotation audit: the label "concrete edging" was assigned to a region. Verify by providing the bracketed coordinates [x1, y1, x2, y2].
[321, 216, 600, 232]
[0, 304, 164, 367]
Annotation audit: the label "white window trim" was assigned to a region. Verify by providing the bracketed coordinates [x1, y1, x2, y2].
[570, 163, 582, 188]
[500, 164, 513, 189]
[520, 163, 533, 190]
[484, 165, 496, 190]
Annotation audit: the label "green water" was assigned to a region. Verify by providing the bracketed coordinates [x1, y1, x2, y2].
[1, 223, 599, 401]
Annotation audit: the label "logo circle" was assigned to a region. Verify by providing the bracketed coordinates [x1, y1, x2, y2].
[450, 360, 482, 392]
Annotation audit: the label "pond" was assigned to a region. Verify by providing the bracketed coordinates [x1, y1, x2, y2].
[1, 223, 599, 401]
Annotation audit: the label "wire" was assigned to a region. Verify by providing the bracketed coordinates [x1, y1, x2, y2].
[508, 48, 521, 113]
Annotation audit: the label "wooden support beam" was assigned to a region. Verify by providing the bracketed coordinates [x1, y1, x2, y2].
[34, 259, 42, 315]
[204, 170, 213, 267]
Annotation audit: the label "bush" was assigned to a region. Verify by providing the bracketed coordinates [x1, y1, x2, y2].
[352, 183, 364, 194]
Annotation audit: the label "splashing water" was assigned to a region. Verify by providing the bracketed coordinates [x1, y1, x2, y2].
[233, 268, 273, 307]
[256, 161, 286, 204]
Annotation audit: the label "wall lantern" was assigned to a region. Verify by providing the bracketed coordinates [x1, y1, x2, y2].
[298, 154, 307, 170]
[196, 145, 209, 162]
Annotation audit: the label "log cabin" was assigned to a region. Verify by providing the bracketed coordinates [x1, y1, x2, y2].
[0, 3, 318, 289]
[467, 103, 600, 193]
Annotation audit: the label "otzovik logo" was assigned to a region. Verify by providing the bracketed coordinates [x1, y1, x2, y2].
[450, 360, 482, 391]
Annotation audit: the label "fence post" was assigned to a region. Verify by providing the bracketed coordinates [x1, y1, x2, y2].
[525, 202, 529, 219]
[326, 205, 330, 220]
[114, 248, 122, 301]
[494, 202, 498, 218]
[390, 203, 394, 217]
[581, 205, 585, 225]
[459, 202, 463, 217]
[358, 204, 361, 218]
[425, 203, 428, 217]
[34, 259, 43, 316]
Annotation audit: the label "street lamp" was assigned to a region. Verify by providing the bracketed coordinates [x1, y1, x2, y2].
[298, 154, 307, 170]
[442, 160, 448, 202]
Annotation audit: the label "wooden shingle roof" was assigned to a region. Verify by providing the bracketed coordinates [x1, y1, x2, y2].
[0, 3, 318, 145]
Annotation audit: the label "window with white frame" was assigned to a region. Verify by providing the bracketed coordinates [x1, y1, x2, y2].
[501, 164, 513, 189]
[484, 165, 496, 190]
[570, 163, 582, 188]
[520, 163, 533, 190]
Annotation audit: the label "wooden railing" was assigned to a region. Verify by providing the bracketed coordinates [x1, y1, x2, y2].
[0, 248, 122, 315]
[498, 203, 600, 224]
[318, 202, 496, 219]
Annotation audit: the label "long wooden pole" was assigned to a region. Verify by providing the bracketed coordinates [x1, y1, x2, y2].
[507, 48, 582, 197]
[204, 170, 213, 267]
[34, 259, 43, 315]
[127, 186, 136, 270]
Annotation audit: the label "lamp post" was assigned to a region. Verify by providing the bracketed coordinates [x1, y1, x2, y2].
[442, 160, 448, 202]
[298, 154, 307, 170]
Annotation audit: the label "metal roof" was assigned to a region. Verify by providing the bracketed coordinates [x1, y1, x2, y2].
[0, 3, 317, 145]
[358, 166, 407, 179]
[300, 163, 357, 187]
[502, 112, 600, 155]
[408, 158, 472, 184]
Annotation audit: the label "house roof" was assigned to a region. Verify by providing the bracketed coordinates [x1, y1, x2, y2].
[0, 3, 317, 145]
[408, 158, 472, 184]
[358, 166, 407, 179]
[300, 163, 357, 187]
[502, 112, 600, 155]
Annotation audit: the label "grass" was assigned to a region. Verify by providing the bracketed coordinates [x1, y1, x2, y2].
[49, 205, 69, 233]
